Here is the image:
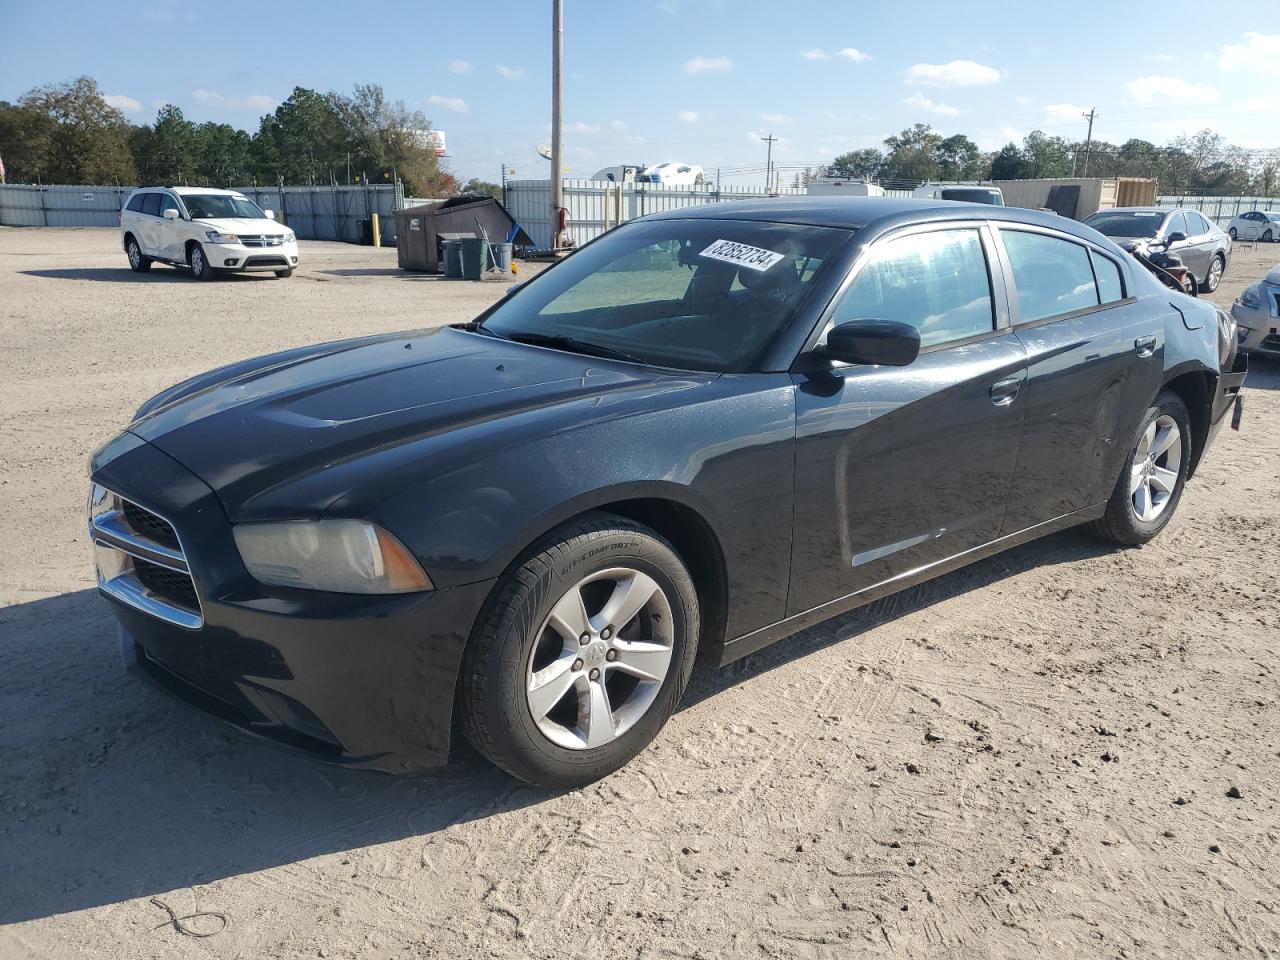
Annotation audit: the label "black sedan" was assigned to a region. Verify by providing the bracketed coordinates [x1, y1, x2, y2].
[89, 198, 1247, 787]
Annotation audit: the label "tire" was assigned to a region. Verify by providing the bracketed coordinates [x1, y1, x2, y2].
[1264, 229, 1275, 243]
[273, 268, 293, 278]
[125, 237, 152, 273]
[459, 513, 700, 788]
[188, 243, 216, 281]
[1090, 391, 1191, 547]
[1203, 253, 1224, 293]
[1228, 227, 1237, 241]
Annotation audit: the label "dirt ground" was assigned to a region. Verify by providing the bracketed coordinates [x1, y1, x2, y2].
[1, 227, 1277, 960]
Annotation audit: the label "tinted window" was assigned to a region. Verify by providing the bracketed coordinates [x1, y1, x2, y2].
[1002, 230, 1099, 322]
[482, 218, 847, 373]
[1188, 212, 1213, 233]
[140, 193, 162, 217]
[1083, 210, 1164, 238]
[125, 193, 146, 213]
[940, 188, 1003, 205]
[1092, 251, 1124, 304]
[832, 228, 994, 349]
[156, 194, 180, 216]
[1166, 212, 1189, 237]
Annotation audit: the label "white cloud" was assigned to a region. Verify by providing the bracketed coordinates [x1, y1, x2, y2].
[1144, 52, 1175, 62]
[683, 55, 733, 74]
[427, 94, 469, 114]
[495, 64, 524, 80]
[677, 109, 699, 123]
[837, 47, 870, 62]
[799, 48, 829, 60]
[1125, 75, 1219, 105]
[104, 94, 142, 113]
[447, 59, 472, 74]
[1233, 94, 1280, 115]
[760, 112, 794, 124]
[903, 93, 958, 117]
[1220, 32, 1280, 72]
[903, 59, 1001, 87]
[191, 89, 276, 111]
[1044, 102, 1088, 123]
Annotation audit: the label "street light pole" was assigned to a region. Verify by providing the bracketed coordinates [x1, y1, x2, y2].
[550, 0, 564, 249]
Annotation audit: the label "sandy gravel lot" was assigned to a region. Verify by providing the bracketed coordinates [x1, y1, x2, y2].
[1, 227, 1278, 959]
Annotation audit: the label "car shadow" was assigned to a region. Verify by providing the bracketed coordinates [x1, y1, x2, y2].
[316, 268, 442, 279]
[20, 268, 278, 283]
[0, 525, 1122, 926]
[1242, 353, 1279, 390]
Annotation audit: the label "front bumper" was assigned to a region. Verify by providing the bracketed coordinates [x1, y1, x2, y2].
[205, 239, 300, 272]
[91, 433, 492, 774]
[1231, 287, 1280, 354]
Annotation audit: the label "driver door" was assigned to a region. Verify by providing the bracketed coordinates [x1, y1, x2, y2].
[787, 223, 1028, 615]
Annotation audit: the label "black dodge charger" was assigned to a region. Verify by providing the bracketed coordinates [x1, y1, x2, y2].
[89, 198, 1247, 787]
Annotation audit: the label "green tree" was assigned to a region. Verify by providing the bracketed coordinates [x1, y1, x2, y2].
[1021, 130, 1072, 178]
[0, 99, 57, 182]
[462, 178, 502, 200]
[7, 76, 135, 183]
[252, 87, 350, 184]
[192, 122, 252, 185]
[134, 105, 198, 184]
[935, 134, 982, 181]
[990, 143, 1028, 180]
[880, 123, 943, 183]
[824, 148, 883, 180]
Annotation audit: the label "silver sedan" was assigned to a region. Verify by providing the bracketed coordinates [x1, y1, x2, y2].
[1227, 210, 1280, 243]
[1084, 207, 1231, 293]
[1231, 263, 1280, 356]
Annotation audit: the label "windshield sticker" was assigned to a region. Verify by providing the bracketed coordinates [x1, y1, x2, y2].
[699, 239, 786, 272]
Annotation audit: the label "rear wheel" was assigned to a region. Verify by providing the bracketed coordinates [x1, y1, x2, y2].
[1090, 391, 1190, 546]
[1203, 253, 1224, 293]
[188, 243, 216, 281]
[126, 237, 152, 273]
[459, 514, 699, 788]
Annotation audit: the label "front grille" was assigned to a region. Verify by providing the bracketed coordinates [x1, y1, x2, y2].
[134, 557, 200, 610]
[245, 256, 288, 267]
[90, 485, 202, 628]
[240, 235, 285, 247]
[123, 499, 180, 550]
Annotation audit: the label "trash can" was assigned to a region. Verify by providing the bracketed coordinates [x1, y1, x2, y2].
[460, 238, 490, 280]
[490, 242, 513, 275]
[442, 240, 464, 279]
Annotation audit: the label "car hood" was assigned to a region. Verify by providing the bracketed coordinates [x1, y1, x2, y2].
[128, 327, 708, 518]
[194, 217, 289, 236]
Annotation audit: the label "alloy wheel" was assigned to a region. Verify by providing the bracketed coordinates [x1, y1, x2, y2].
[128, 242, 140, 269]
[191, 247, 205, 276]
[525, 567, 674, 750]
[1206, 257, 1223, 292]
[1130, 414, 1182, 523]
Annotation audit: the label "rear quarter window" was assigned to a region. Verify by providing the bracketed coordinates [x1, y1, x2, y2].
[1091, 251, 1125, 304]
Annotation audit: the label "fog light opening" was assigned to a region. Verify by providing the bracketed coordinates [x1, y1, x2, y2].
[224, 258, 239, 267]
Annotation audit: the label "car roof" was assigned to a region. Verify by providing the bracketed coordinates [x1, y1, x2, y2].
[133, 186, 245, 196]
[642, 195, 1109, 244]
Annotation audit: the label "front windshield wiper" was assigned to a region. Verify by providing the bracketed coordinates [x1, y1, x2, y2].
[503, 331, 646, 365]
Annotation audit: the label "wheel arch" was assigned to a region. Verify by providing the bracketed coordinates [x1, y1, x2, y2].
[1160, 366, 1212, 478]
[122, 230, 138, 251]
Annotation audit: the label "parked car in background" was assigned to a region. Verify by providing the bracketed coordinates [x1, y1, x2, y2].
[589, 164, 643, 183]
[637, 162, 705, 185]
[1083, 207, 1230, 293]
[89, 197, 1246, 788]
[120, 187, 299, 280]
[912, 183, 1004, 205]
[1227, 210, 1280, 242]
[806, 178, 886, 197]
[1232, 263, 1280, 356]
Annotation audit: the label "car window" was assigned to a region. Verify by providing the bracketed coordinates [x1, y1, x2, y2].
[1092, 251, 1125, 304]
[125, 194, 146, 213]
[1166, 212, 1189, 237]
[831, 228, 994, 349]
[156, 194, 179, 217]
[182, 194, 266, 219]
[140, 193, 162, 217]
[1083, 210, 1164, 238]
[1186, 212, 1211, 234]
[1002, 229, 1099, 323]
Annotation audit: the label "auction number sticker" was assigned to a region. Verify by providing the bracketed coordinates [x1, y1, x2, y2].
[699, 238, 785, 272]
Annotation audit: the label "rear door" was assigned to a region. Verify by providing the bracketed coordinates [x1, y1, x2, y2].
[995, 226, 1164, 532]
[788, 222, 1028, 614]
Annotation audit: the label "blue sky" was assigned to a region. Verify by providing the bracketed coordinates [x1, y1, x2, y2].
[2, 0, 1278, 186]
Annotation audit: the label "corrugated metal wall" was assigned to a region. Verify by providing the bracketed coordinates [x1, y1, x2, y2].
[1153, 195, 1280, 228]
[0, 183, 405, 242]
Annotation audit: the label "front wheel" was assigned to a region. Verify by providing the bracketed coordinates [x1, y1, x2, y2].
[459, 514, 699, 788]
[1090, 391, 1191, 546]
[1264, 228, 1275, 243]
[188, 243, 216, 281]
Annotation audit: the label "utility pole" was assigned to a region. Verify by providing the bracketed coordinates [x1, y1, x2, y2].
[1081, 108, 1098, 177]
[761, 133, 778, 190]
[550, 0, 564, 249]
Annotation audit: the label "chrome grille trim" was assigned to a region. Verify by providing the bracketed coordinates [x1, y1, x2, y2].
[89, 485, 203, 629]
[239, 234, 286, 248]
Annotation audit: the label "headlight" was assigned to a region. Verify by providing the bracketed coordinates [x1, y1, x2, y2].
[205, 230, 239, 243]
[1238, 284, 1262, 309]
[233, 519, 432, 594]
[284, 230, 296, 243]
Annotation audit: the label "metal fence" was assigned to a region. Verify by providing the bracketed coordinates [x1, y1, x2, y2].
[1153, 195, 1280, 228]
[0, 182, 405, 243]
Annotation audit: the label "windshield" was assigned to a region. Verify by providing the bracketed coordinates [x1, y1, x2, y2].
[1084, 210, 1166, 238]
[480, 218, 849, 372]
[940, 188, 1003, 206]
[182, 194, 267, 220]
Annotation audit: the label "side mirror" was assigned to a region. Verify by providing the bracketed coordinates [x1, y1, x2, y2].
[264, 209, 276, 220]
[822, 319, 921, 367]
[162, 207, 180, 220]
[1165, 231, 1186, 244]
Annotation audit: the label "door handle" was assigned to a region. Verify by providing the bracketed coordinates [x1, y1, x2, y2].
[989, 377, 1021, 406]
[1134, 335, 1157, 357]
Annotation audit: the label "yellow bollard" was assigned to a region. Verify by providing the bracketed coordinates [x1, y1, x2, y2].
[371, 212, 381, 248]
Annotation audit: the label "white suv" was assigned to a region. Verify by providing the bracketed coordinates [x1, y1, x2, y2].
[120, 186, 299, 280]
